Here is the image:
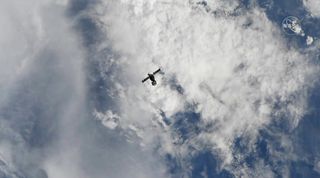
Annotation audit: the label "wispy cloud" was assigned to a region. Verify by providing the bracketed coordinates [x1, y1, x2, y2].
[0, 0, 87, 177]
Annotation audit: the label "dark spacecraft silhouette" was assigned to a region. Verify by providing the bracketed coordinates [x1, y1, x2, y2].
[142, 68, 161, 86]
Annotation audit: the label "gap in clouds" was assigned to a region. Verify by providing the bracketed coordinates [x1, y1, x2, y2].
[235, 1, 320, 177]
[258, 0, 320, 49]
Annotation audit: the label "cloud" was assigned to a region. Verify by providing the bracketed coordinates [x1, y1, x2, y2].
[93, 110, 120, 129]
[0, 0, 169, 178]
[0, 0, 87, 177]
[303, 0, 320, 17]
[2, 0, 317, 177]
[91, 0, 319, 175]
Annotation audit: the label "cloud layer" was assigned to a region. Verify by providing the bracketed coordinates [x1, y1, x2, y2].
[91, 0, 319, 176]
[0, 0, 167, 178]
[303, 0, 320, 17]
[1, 0, 319, 177]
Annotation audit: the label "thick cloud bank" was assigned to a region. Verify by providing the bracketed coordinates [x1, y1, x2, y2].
[0, 0, 87, 177]
[303, 0, 320, 17]
[91, 0, 319, 176]
[0, 0, 167, 178]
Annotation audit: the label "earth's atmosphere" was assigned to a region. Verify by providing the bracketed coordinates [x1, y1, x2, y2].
[1, 0, 320, 178]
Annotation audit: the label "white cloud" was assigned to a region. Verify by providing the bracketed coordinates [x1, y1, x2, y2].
[303, 0, 320, 17]
[307, 36, 314, 45]
[93, 110, 120, 129]
[2, 0, 316, 177]
[0, 0, 169, 178]
[92, 0, 319, 175]
[0, 0, 86, 177]
[314, 159, 320, 174]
